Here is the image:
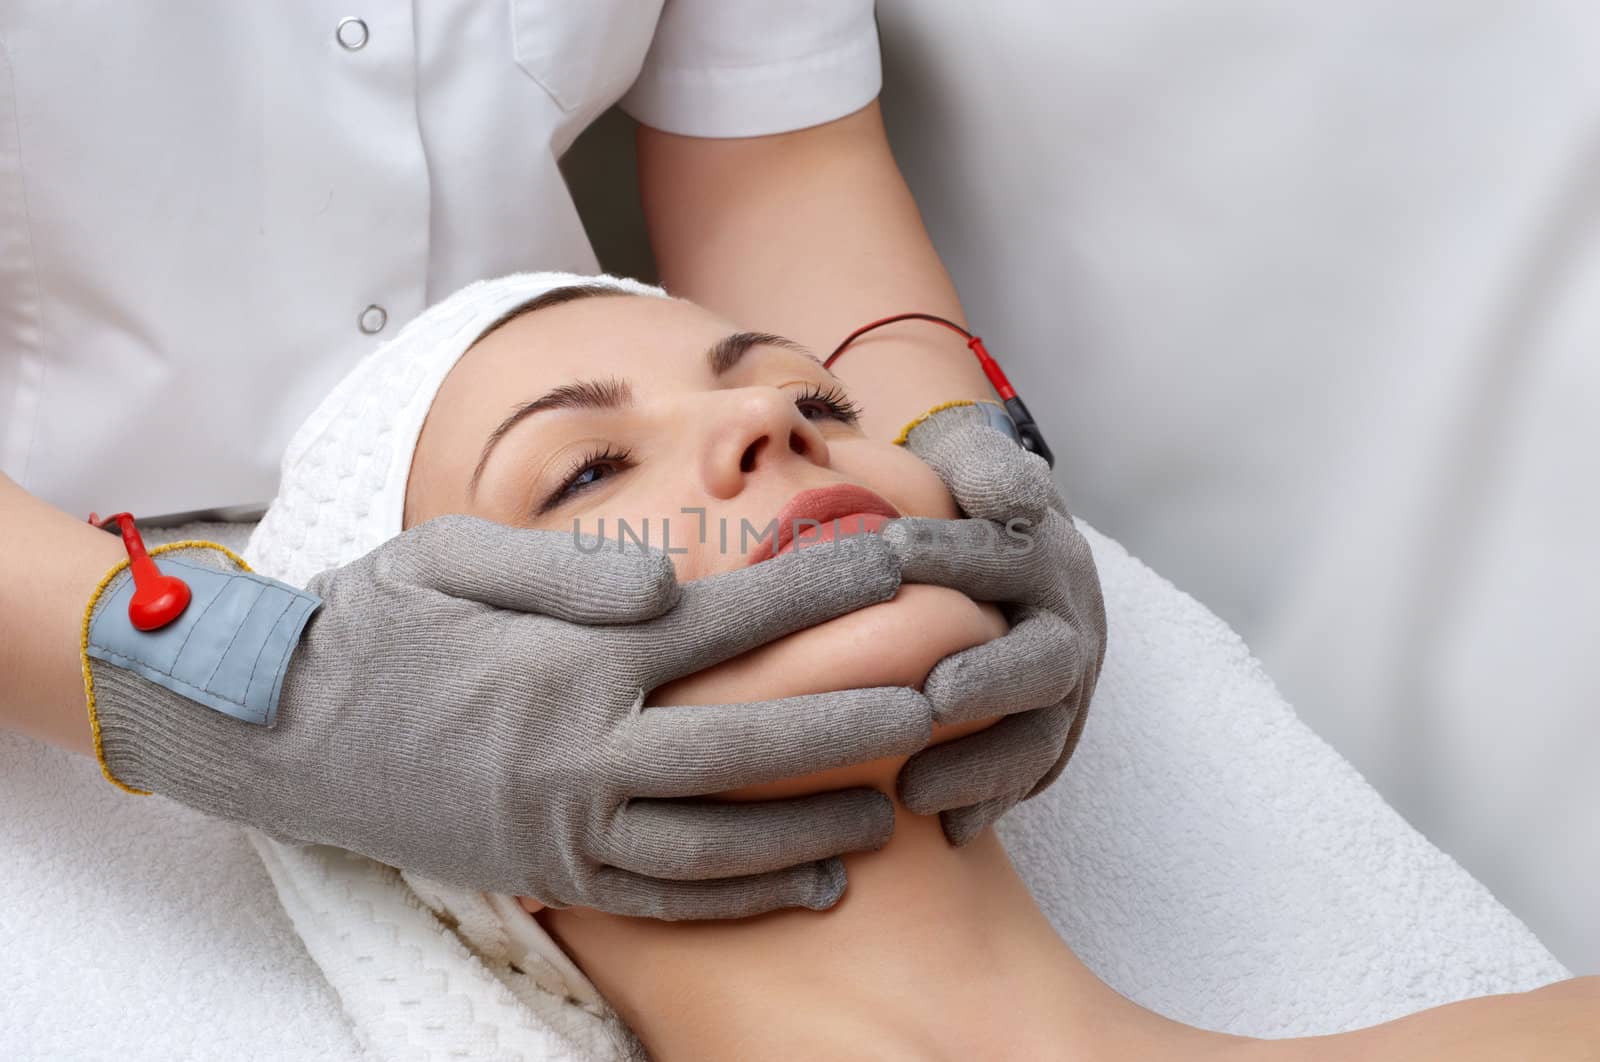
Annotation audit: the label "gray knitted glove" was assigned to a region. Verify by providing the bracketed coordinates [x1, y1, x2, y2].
[87, 515, 932, 919]
[886, 402, 1106, 845]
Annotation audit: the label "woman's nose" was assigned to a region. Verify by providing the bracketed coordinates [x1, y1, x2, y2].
[702, 388, 830, 500]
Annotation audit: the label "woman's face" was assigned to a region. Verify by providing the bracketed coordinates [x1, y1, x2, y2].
[405, 291, 958, 566]
[404, 288, 1008, 931]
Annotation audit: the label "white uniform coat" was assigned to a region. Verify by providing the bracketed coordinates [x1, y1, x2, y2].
[0, 0, 880, 519]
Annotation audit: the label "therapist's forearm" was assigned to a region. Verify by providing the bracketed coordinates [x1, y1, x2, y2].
[637, 100, 993, 440]
[0, 472, 122, 756]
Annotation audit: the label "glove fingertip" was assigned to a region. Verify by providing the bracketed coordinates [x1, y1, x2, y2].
[941, 797, 1011, 847]
[799, 858, 849, 911]
[894, 763, 943, 818]
[943, 812, 986, 848]
[636, 549, 684, 610]
[878, 517, 951, 573]
[975, 445, 1058, 524]
[856, 790, 898, 853]
[581, 549, 682, 622]
[831, 530, 903, 601]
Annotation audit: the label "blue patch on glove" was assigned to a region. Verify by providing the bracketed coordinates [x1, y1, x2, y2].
[974, 401, 1025, 447]
[87, 555, 321, 726]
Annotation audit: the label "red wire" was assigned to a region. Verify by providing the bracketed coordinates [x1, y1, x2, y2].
[823, 313, 973, 366]
[824, 313, 1017, 401]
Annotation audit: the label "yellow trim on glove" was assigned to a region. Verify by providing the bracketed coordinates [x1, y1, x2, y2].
[892, 399, 1006, 447]
[80, 540, 254, 795]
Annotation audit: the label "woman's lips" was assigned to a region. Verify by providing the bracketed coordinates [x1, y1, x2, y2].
[747, 484, 902, 565]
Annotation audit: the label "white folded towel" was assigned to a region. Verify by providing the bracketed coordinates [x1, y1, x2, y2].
[0, 521, 362, 1062]
[4, 517, 1564, 1061]
[998, 528, 1570, 1036]
[3, 269, 1566, 1060]
[236, 270, 1568, 1057]
[232, 522, 1570, 1061]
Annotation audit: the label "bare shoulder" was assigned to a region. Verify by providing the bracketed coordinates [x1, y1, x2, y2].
[1244, 977, 1600, 1062]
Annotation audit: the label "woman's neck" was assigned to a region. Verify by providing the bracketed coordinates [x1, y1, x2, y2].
[538, 808, 1233, 1061]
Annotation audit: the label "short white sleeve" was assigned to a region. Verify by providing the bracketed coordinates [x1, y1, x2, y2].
[619, 0, 882, 137]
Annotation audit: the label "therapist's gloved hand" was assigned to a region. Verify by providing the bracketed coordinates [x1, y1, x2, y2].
[885, 402, 1106, 846]
[83, 515, 932, 919]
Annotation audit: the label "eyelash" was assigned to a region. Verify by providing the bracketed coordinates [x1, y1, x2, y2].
[539, 385, 862, 511]
[792, 383, 861, 425]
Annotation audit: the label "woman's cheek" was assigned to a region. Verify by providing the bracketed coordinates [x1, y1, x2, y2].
[831, 440, 959, 521]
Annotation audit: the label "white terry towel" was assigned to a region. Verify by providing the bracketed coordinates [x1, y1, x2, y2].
[0, 519, 363, 1062]
[231, 272, 1569, 1057]
[239, 527, 1574, 1061]
[3, 518, 1567, 1061]
[2, 272, 1564, 1060]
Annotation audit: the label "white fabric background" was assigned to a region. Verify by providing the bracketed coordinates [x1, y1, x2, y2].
[872, 0, 1599, 972]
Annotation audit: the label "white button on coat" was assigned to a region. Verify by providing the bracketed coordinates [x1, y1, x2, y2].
[0, 1, 881, 519]
[335, 17, 369, 51]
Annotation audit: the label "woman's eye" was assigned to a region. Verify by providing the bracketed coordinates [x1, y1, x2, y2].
[569, 464, 615, 490]
[540, 446, 633, 513]
[793, 384, 861, 425]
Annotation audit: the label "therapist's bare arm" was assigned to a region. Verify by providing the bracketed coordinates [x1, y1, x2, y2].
[0, 472, 121, 755]
[640, 97, 1106, 851]
[638, 99, 991, 440]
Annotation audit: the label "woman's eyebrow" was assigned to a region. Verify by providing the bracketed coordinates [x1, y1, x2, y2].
[469, 377, 633, 496]
[708, 331, 818, 375]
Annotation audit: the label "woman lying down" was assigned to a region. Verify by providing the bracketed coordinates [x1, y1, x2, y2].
[251, 272, 1597, 1060]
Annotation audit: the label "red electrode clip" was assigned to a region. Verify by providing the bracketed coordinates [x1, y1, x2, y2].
[88, 512, 192, 631]
[964, 335, 1017, 402]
